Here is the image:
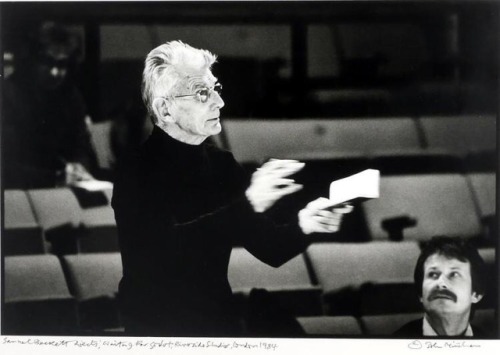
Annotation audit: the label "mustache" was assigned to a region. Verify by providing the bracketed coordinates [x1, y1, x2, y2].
[428, 289, 457, 302]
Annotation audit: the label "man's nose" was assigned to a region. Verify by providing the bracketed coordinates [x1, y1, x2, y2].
[211, 91, 224, 109]
[436, 275, 449, 289]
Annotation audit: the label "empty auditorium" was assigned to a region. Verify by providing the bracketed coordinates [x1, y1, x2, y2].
[1, 0, 498, 342]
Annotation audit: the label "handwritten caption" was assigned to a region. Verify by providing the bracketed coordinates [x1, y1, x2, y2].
[2, 337, 278, 351]
[408, 340, 481, 350]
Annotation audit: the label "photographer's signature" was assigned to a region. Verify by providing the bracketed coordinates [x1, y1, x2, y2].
[408, 340, 481, 350]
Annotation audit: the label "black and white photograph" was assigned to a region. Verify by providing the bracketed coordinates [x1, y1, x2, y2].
[1, 1, 498, 354]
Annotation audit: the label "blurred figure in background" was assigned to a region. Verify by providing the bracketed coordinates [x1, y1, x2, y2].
[3, 21, 97, 189]
[394, 236, 488, 337]
[112, 40, 353, 337]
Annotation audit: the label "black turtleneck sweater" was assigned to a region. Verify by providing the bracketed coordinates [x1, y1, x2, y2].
[111, 126, 309, 336]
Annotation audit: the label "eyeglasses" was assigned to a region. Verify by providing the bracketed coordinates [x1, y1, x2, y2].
[171, 83, 223, 104]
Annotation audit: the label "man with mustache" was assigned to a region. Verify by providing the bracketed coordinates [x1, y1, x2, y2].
[394, 236, 488, 337]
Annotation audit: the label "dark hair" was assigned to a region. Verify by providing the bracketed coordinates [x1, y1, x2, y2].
[36, 22, 80, 57]
[414, 236, 486, 298]
[13, 22, 81, 76]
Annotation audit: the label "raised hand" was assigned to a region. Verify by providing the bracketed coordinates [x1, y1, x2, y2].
[245, 159, 305, 213]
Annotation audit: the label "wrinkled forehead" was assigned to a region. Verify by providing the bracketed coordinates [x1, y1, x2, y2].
[423, 253, 471, 273]
[180, 70, 217, 92]
[156, 66, 217, 97]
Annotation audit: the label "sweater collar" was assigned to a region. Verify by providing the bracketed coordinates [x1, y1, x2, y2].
[423, 316, 473, 337]
[149, 125, 205, 152]
[145, 126, 208, 168]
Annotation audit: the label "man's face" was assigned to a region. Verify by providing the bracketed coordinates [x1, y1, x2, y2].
[167, 71, 224, 140]
[420, 253, 481, 319]
[35, 45, 71, 90]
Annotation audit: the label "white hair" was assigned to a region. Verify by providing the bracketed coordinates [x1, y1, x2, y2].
[142, 40, 217, 123]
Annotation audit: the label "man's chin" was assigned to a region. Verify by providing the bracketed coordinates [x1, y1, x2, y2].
[426, 301, 461, 315]
[207, 122, 222, 135]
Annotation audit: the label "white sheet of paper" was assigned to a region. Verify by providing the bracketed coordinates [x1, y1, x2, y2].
[73, 180, 114, 192]
[328, 169, 380, 207]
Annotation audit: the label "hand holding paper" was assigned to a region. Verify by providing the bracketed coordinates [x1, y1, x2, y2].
[298, 197, 354, 235]
[298, 169, 379, 235]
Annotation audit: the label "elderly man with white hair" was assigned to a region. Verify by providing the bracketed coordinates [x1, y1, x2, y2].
[112, 41, 352, 336]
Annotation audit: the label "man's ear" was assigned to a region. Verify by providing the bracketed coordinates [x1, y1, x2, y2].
[152, 97, 174, 123]
[471, 291, 483, 304]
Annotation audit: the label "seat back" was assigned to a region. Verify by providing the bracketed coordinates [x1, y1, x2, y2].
[3, 189, 45, 255]
[224, 117, 420, 163]
[468, 172, 496, 218]
[420, 115, 496, 156]
[77, 187, 118, 252]
[363, 174, 482, 241]
[27, 188, 82, 254]
[62, 253, 123, 301]
[297, 316, 362, 335]
[306, 242, 421, 293]
[61, 253, 123, 330]
[4, 190, 39, 230]
[228, 247, 312, 291]
[4, 255, 78, 334]
[229, 248, 322, 316]
[27, 188, 81, 230]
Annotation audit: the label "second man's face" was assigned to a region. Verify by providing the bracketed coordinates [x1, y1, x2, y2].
[168, 71, 224, 140]
[36, 45, 71, 90]
[420, 253, 481, 319]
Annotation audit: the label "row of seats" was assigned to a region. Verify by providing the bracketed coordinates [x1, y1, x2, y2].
[5, 171, 493, 256]
[230, 244, 496, 316]
[4, 244, 496, 334]
[4, 253, 121, 334]
[297, 309, 496, 336]
[89, 115, 496, 173]
[3, 187, 117, 255]
[221, 115, 496, 164]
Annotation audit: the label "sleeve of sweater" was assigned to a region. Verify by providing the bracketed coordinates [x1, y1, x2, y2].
[112, 150, 309, 279]
[199, 148, 310, 267]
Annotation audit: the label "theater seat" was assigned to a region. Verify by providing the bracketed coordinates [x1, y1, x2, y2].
[306, 242, 420, 315]
[361, 312, 421, 336]
[61, 253, 123, 332]
[27, 188, 82, 254]
[468, 172, 496, 218]
[223, 117, 421, 164]
[297, 316, 362, 335]
[363, 174, 482, 241]
[228, 247, 323, 316]
[420, 115, 496, 156]
[3, 190, 45, 255]
[468, 172, 496, 241]
[77, 187, 118, 253]
[4, 255, 78, 335]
